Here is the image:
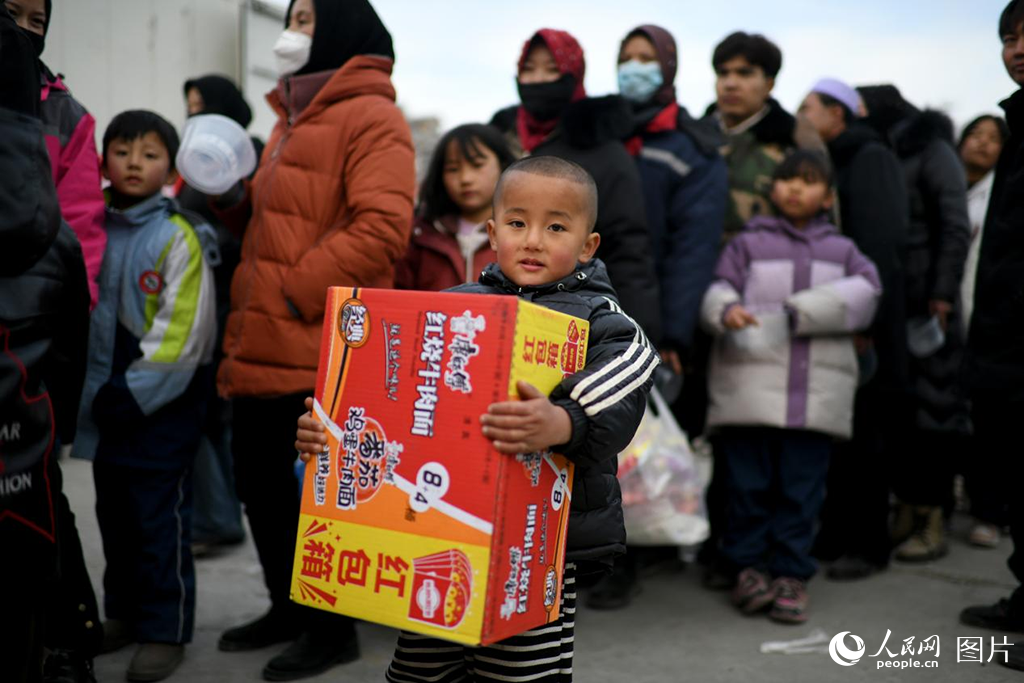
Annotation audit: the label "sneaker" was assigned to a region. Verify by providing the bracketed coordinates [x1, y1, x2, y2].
[126, 643, 184, 682]
[43, 650, 96, 683]
[768, 577, 808, 624]
[960, 599, 1024, 632]
[219, 607, 302, 652]
[732, 567, 775, 614]
[262, 631, 360, 681]
[968, 523, 1001, 548]
[100, 618, 134, 654]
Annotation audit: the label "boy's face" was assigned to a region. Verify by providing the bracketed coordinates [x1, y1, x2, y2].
[487, 172, 600, 287]
[1004, 20, 1024, 86]
[770, 176, 832, 225]
[715, 56, 774, 126]
[103, 132, 176, 201]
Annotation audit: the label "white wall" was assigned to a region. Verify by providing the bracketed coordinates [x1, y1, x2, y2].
[43, 0, 253, 150]
[241, 0, 286, 141]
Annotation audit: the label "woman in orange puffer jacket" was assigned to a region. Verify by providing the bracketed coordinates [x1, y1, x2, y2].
[212, 1, 415, 679]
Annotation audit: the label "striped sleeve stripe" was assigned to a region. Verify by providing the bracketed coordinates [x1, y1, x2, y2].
[577, 345, 657, 410]
[583, 354, 658, 416]
[601, 296, 652, 348]
[569, 342, 644, 403]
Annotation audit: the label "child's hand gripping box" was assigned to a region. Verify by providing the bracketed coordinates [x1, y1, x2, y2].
[290, 287, 589, 645]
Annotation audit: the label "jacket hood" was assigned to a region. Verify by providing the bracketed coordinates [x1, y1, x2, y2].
[704, 97, 797, 147]
[891, 109, 955, 158]
[745, 213, 838, 242]
[560, 95, 634, 149]
[271, 55, 396, 122]
[479, 258, 617, 297]
[0, 108, 60, 275]
[286, 0, 394, 75]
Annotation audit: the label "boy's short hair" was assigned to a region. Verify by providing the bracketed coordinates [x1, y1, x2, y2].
[102, 110, 180, 166]
[1000, 0, 1024, 37]
[712, 31, 782, 78]
[493, 156, 599, 231]
[773, 149, 834, 187]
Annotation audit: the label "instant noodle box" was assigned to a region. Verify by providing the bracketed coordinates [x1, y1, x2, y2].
[290, 286, 589, 645]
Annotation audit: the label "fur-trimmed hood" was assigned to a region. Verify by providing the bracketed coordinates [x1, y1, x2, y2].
[491, 95, 634, 151]
[890, 109, 955, 159]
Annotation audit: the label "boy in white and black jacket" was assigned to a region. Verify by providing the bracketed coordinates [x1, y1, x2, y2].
[297, 156, 656, 682]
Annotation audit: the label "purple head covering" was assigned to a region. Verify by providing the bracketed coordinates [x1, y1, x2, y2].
[811, 77, 862, 116]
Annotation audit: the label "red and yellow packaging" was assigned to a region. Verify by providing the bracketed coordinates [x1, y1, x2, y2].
[290, 287, 589, 645]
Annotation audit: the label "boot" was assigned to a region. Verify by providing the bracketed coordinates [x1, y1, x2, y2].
[43, 650, 97, 683]
[889, 501, 915, 547]
[894, 506, 948, 563]
[219, 607, 302, 652]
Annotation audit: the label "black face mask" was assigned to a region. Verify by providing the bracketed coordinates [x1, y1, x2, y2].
[517, 74, 576, 121]
[24, 27, 44, 57]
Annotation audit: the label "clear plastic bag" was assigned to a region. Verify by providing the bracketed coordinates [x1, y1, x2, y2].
[617, 387, 709, 546]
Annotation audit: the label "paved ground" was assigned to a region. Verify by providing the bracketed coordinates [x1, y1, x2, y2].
[60, 456, 1021, 682]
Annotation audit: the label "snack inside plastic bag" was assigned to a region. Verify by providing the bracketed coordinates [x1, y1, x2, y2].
[617, 387, 709, 546]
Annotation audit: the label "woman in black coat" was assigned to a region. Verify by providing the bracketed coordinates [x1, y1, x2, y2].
[490, 28, 660, 345]
[859, 84, 971, 563]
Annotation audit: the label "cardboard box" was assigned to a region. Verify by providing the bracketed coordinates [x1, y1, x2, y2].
[291, 286, 589, 645]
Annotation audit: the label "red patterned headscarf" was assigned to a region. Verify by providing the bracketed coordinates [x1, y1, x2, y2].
[516, 29, 587, 153]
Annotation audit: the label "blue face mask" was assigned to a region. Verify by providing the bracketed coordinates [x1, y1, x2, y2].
[617, 60, 663, 104]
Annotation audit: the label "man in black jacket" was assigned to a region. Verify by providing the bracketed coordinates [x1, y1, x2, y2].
[959, 2, 1024, 671]
[0, 7, 93, 681]
[798, 78, 910, 580]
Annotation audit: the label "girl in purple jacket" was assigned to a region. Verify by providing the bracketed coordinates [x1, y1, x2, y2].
[700, 150, 881, 623]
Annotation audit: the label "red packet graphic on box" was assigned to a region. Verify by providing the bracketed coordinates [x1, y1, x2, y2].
[410, 550, 473, 629]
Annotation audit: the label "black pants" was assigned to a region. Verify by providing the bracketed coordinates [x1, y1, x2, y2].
[965, 430, 1012, 527]
[972, 392, 1024, 615]
[718, 428, 832, 580]
[816, 386, 900, 566]
[892, 428, 963, 507]
[1, 590, 45, 682]
[94, 462, 196, 643]
[231, 393, 355, 635]
[46, 463, 103, 656]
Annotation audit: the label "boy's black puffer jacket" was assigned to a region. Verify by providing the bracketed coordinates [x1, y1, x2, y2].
[450, 259, 657, 568]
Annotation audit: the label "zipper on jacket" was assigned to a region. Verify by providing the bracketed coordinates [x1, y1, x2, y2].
[221, 121, 293, 391]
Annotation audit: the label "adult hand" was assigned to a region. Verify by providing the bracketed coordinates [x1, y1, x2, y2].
[929, 299, 953, 332]
[295, 396, 327, 462]
[480, 380, 572, 455]
[724, 305, 759, 331]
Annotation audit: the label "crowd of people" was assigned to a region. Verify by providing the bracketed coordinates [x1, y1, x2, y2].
[2, 0, 1024, 681]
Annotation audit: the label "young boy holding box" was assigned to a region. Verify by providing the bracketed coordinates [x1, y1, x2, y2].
[297, 156, 656, 682]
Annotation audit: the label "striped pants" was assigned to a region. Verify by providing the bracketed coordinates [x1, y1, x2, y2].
[386, 563, 577, 682]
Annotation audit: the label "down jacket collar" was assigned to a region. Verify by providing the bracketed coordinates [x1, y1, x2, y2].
[269, 55, 397, 123]
[478, 258, 618, 298]
[745, 213, 838, 243]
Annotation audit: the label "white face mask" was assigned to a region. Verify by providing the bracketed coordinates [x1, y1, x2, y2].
[273, 30, 312, 77]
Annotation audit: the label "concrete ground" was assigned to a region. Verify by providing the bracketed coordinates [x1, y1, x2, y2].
[61, 457, 1021, 683]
